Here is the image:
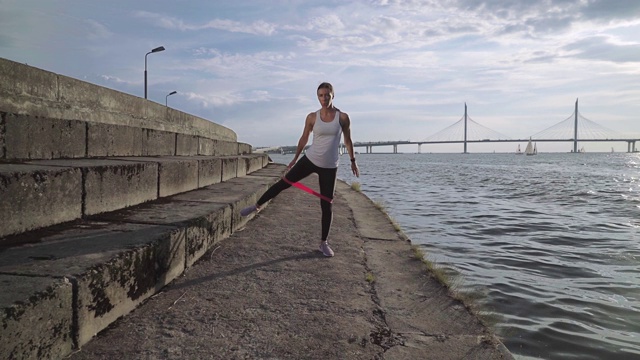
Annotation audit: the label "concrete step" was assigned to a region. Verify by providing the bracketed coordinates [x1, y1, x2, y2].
[0, 154, 269, 240]
[0, 164, 284, 360]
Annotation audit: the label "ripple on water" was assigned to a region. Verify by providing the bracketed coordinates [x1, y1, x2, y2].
[270, 153, 640, 358]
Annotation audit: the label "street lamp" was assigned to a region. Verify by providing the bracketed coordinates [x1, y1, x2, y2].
[144, 46, 165, 99]
[165, 91, 177, 107]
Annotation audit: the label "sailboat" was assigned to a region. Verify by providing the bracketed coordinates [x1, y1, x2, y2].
[525, 138, 537, 156]
[516, 144, 523, 155]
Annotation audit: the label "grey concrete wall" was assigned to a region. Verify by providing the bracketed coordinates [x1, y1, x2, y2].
[87, 123, 143, 157]
[176, 134, 199, 156]
[0, 276, 73, 360]
[239, 143, 252, 155]
[93, 197, 234, 271]
[81, 160, 159, 216]
[0, 57, 237, 143]
[75, 227, 185, 346]
[236, 155, 268, 177]
[0, 57, 243, 161]
[0, 220, 187, 349]
[1, 113, 248, 161]
[0, 165, 283, 359]
[241, 155, 267, 175]
[198, 157, 223, 187]
[217, 140, 240, 156]
[198, 138, 239, 156]
[21, 159, 159, 218]
[143, 129, 175, 156]
[0, 164, 82, 238]
[1, 155, 266, 239]
[4, 114, 86, 159]
[156, 158, 199, 197]
[0, 56, 281, 358]
[221, 157, 239, 182]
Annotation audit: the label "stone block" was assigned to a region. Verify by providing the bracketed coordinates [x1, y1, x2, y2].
[58, 76, 143, 121]
[0, 163, 82, 239]
[249, 163, 287, 178]
[216, 140, 238, 156]
[84, 160, 158, 215]
[1, 112, 6, 159]
[176, 134, 199, 156]
[163, 107, 237, 142]
[157, 157, 198, 197]
[4, 114, 86, 160]
[0, 220, 185, 347]
[237, 157, 248, 177]
[116, 157, 198, 198]
[238, 142, 252, 154]
[142, 128, 175, 156]
[0, 58, 58, 101]
[0, 276, 73, 360]
[239, 154, 266, 176]
[221, 157, 238, 181]
[87, 122, 143, 157]
[197, 157, 223, 187]
[25, 159, 158, 217]
[174, 174, 279, 233]
[198, 138, 214, 155]
[94, 199, 231, 268]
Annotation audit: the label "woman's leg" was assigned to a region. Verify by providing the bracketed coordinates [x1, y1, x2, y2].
[256, 156, 315, 206]
[317, 167, 338, 241]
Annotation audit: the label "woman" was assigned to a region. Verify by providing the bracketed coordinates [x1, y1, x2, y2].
[240, 82, 360, 257]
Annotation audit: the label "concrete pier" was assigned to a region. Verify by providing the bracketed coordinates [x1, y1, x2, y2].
[0, 57, 513, 359]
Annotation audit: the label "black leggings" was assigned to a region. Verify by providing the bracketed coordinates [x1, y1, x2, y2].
[257, 156, 337, 241]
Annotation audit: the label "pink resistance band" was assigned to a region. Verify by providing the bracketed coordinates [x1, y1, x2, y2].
[281, 177, 334, 204]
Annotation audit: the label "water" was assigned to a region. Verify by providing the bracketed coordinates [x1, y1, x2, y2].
[269, 152, 640, 360]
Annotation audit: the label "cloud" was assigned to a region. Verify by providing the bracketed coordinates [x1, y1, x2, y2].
[186, 50, 302, 82]
[308, 13, 346, 35]
[100, 74, 133, 85]
[85, 19, 112, 40]
[185, 91, 244, 108]
[581, 0, 640, 21]
[380, 84, 410, 91]
[3, 0, 639, 149]
[563, 35, 640, 63]
[133, 11, 276, 35]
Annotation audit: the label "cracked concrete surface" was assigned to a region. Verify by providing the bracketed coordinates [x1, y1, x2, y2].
[68, 177, 513, 360]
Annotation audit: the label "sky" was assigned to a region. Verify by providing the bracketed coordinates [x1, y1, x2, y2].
[1, 0, 640, 153]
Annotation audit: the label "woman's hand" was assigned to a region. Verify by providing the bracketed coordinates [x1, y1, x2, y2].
[351, 161, 360, 177]
[288, 159, 297, 170]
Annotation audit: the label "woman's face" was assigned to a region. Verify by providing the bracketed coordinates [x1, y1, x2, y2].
[317, 88, 333, 108]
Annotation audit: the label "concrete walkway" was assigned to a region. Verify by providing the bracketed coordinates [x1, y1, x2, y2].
[67, 174, 513, 360]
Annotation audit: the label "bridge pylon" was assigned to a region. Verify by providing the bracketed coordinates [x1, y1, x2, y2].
[464, 103, 468, 154]
[573, 98, 578, 153]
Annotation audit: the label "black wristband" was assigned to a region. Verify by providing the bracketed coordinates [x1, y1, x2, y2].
[350, 158, 356, 162]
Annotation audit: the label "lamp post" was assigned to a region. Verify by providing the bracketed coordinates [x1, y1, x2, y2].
[144, 46, 165, 99]
[165, 91, 177, 107]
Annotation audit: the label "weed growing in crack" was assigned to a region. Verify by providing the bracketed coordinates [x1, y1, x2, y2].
[365, 272, 375, 283]
[350, 182, 361, 192]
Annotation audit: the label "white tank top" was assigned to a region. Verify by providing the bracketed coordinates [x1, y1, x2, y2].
[306, 110, 342, 168]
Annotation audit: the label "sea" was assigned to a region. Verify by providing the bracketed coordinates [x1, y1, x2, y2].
[269, 152, 640, 360]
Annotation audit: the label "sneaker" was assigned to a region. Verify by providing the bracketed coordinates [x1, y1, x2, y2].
[240, 204, 258, 217]
[319, 241, 334, 257]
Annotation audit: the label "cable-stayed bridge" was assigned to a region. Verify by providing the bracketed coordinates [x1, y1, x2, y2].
[352, 99, 639, 154]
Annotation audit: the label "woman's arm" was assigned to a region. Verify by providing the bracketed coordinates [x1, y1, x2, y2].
[340, 112, 360, 177]
[289, 112, 315, 168]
